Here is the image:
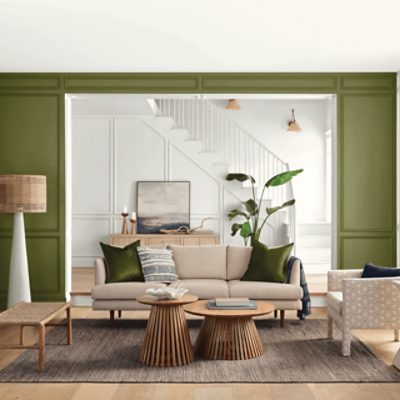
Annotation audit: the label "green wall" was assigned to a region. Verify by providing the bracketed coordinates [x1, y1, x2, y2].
[0, 73, 396, 306]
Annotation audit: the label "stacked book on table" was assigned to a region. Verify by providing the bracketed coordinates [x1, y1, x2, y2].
[207, 297, 257, 310]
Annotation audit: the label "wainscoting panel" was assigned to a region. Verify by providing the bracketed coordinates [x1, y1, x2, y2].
[72, 117, 112, 215]
[72, 115, 228, 267]
[340, 94, 395, 233]
[0, 92, 65, 307]
[0, 73, 396, 306]
[341, 236, 395, 269]
[169, 146, 220, 216]
[114, 118, 166, 214]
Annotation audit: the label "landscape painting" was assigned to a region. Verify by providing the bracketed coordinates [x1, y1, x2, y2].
[137, 181, 190, 234]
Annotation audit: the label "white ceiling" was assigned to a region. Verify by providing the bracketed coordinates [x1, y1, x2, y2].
[1, 0, 400, 72]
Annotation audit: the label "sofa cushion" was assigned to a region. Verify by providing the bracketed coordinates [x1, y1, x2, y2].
[100, 241, 144, 283]
[169, 245, 227, 280]
[327, 291, 343, 315]
[91, 281, 167, 300]
[241, 241, 293, 283]
[137, 247, 177, 282]
[229, 280, 302, 300]
[227, 245, 252, 280]
[179, 279, 229, 299]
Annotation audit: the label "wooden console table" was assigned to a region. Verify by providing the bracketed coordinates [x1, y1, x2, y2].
[110, 233, 219, 247]
[0, 302, 72, 372]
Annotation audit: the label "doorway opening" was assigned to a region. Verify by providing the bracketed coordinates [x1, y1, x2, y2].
[65, 93, 337, 300]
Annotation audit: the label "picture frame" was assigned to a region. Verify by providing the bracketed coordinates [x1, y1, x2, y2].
[136, 181, 190, 234]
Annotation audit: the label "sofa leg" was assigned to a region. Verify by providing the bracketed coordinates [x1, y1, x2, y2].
[110, 310, 115, 322]
[280, 310, 285, 328]
[274, 310, 278, 319]
[327, 315, 334, 339]
[341, 327, 351, 356]
[395, 329, 399, 342]
[118, 310, 122, 319]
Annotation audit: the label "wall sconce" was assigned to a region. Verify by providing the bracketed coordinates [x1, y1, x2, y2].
[225, 99, 241, 110]
[287, 109, 301, 132]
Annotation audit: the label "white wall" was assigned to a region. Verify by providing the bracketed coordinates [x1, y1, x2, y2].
[212, 99, 330, 223]
[71, 113, 246, 267]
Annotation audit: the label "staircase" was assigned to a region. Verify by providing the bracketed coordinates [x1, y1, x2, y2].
[149, 97, 296, 247]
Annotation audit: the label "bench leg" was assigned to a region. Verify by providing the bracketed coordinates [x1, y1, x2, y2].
[67, 307, 73, 345]
[38, 325, 46, 372]
[110, 310, 115, 322]
[274, 310, 277, 319]
[20, 325, 24, 345]
[395, 329, 399, 342]
[280, 310, 285, 328]
[118, 310, 122, 318]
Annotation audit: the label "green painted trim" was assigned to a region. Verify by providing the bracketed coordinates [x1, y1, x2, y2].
[339, 92, 396, 233]
[0, 72, 396, 307]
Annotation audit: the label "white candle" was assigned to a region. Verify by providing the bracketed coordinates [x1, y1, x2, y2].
[131, 212, 137, 220]
[123, 206, 127, 214]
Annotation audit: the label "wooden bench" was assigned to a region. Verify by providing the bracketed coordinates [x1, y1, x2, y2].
[0, 302, 72, 371]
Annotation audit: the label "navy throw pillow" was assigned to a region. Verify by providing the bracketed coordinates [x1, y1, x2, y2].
[361, 262, 400, 278]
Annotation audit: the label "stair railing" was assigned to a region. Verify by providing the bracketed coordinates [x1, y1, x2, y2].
[155, 97, 296, 242]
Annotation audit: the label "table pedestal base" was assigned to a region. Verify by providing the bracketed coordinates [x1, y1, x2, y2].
[139, 304, 193, 367]
[195, 316, 264, 360]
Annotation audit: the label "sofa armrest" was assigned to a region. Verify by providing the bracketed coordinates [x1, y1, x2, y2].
[342, 277, 400, 325]
[288, 259, 301, 286]
[95, 257, 107, 285]
[327, 269, 363, 292]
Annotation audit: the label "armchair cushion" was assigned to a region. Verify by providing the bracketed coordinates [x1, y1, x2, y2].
[361, 262, 400, 278]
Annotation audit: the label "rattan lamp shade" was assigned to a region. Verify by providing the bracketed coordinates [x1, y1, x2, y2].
[0, 175, 46, 213]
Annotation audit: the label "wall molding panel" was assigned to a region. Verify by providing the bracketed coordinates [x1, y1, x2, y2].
[0, 72, 396, 307]
[72, 115, 232, 267]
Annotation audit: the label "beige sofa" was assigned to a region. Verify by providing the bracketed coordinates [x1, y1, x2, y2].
[91, 244, 303, 325]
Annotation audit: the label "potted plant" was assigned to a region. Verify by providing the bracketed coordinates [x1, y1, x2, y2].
[226, 169, 303, 245]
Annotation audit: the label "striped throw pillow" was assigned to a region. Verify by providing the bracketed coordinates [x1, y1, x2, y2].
[137, 247, 178, 282]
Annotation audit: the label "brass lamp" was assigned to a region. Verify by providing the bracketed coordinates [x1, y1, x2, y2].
[0, 175, 47, 307]
[225, 99, 241, 110]
[287, 109, 301, 132]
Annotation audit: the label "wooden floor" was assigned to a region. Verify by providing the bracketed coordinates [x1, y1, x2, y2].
[1, 271, 399, 399]
[1, 306, 400, 399]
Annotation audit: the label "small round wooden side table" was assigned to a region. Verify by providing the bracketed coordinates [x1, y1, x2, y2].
[184, 300, 275, 360]
[137, 294, 198, 367]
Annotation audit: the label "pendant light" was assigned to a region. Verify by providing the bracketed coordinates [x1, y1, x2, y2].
[287, 109, 301, 132]
[225, 99, 241, 110]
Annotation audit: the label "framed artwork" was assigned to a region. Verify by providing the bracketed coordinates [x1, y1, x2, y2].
[137, 181, 190, 234]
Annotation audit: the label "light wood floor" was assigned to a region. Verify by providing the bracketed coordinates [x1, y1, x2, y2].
[1, 306, 400, 399]
[1, 269, 399, 399]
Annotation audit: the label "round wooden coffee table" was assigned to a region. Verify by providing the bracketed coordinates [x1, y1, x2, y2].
[137, 294, 198, 367]
[184, 300, 275, 360]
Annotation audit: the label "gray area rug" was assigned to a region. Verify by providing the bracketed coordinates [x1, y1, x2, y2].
[1, 319, 399, 383]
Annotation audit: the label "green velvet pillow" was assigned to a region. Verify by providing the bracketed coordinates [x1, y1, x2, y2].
[241, 241, 294, 283]
[100, 241, 144, 283]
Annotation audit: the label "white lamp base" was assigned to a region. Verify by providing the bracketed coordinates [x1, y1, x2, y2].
[7, 212, 31, 308]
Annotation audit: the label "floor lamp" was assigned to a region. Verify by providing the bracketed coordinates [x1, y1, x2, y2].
[0, 175, 47, 308]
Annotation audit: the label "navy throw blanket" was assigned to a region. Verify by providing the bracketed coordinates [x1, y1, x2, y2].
[286, 256, 311, 320]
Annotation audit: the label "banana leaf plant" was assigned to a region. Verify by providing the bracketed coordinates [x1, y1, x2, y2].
[226, 169, 303, 245]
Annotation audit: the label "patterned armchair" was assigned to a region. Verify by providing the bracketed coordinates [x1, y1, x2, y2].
[327, 269, 400, 356]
